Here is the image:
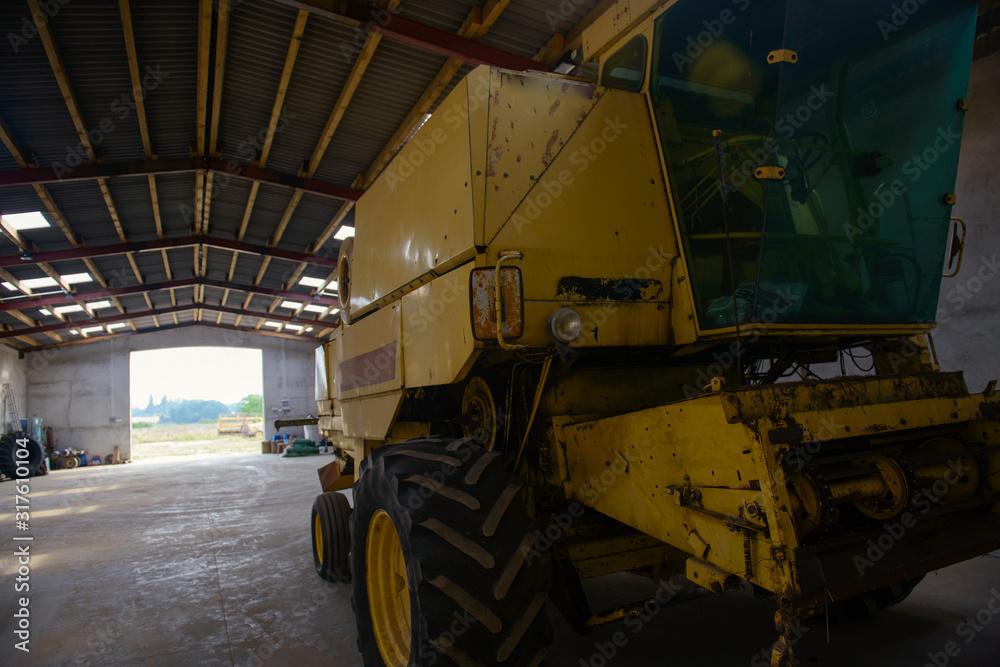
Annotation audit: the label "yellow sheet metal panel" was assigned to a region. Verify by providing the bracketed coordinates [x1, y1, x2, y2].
[338, 303, 402, 401]
[464, 67, 490, 248]
[489, 90, 675, 297]
[336, 304, 405, 440]
[341, 393, 405, 441]
[324, 338, 340, 400]
[483, 70, 604, 245]
[558, 397, 773, 586]
[485, 89, 690, 346]
[401, 263, 479, 388]
[350, 82, 476, 315]
[520, 301, 671, 348]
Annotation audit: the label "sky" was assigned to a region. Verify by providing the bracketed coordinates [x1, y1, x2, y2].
[129, 347, 263, 408]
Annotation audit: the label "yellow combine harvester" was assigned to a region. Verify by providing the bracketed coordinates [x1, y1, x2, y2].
[308, 1, 999, 664]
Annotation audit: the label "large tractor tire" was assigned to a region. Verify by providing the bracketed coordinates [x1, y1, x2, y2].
[352, 437, 551, 666]
[0, 433, 44, 479]
[312, 491, 352, 582]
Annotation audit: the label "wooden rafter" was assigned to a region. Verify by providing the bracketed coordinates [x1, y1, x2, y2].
[29, 0, 142, 335]
[233, 9, 308, 290]
[305, 0, 403, 178]
[118, 0, 152, 157]
[209, 0, 231, 157]
[363, 3, 502, 185]
[308, 2, 510, 297]
[260, 10, 309, 167]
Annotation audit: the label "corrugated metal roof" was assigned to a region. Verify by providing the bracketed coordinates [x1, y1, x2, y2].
[0, 0, 604, 349]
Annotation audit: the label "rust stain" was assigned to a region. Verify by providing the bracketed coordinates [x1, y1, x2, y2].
[487, 143, 504, 179]
[542, 130, 560, 166]
[548, 99, 562, 116]
[471, 268, 522, 340]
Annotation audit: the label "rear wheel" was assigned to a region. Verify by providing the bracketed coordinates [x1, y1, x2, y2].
[826, 576, 925, 621]
[312, 491, 352, 582]
[352, 437, 552, 666]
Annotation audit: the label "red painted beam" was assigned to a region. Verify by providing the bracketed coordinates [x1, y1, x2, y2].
[0, 278, 339, 313]
[274, 0, 546, 71]
[0, 235, 338, 269]
[0, 157, 364, 202]
[204, 158, 363, 201]
[21, 321, 322, 352]
[0, 303, 333, 339]
[0, 158, 200, 186]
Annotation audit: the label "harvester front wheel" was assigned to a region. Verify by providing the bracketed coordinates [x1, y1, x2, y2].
[352, 438, 552, 666]
[312, 491, 352, 582]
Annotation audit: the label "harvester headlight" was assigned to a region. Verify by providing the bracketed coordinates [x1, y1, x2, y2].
[548, 307, 583, 343]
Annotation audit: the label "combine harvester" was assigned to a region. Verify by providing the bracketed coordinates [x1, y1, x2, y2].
[309, 1, 998, 664]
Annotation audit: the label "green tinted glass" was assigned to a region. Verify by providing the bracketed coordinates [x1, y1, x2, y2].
[651, 0, 977, 329]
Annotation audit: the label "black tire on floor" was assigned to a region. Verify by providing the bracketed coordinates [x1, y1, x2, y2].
[312, 491, 352, 582]
[352, 437, 552, 667]
[825, 576, 925, 622]
[0, 432, 44, 479]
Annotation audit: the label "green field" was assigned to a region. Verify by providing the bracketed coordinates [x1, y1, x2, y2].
[131, 423, 265, 458]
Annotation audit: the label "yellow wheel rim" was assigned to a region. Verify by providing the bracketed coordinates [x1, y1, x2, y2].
[367, 509, 411, 666]
[314, 513, 324, 564]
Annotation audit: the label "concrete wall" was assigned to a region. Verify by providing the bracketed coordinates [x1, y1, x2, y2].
[25, 327, 319, 461]
[0, 344, 27, 433]
[934, 50, 1000, 392]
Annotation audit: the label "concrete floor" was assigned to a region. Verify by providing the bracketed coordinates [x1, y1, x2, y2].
[1, 454, 998, 666]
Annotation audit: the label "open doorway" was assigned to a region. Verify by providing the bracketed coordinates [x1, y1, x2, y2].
[129, 347, 264, 459]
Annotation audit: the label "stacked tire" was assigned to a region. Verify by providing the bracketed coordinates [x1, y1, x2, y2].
[0, 432, 44, 480]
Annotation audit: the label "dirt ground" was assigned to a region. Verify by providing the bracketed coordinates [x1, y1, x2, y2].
[130, 423, 266, 458]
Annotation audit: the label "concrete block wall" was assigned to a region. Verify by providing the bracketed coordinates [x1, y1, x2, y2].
[24, 339, 128, 459]
[24, 327, 319, 461]
[0, 344, 27, 432]
[934, 50, 1000, 392]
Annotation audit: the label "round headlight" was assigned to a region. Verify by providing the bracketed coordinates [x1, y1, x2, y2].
[548, 307, 583, 344]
